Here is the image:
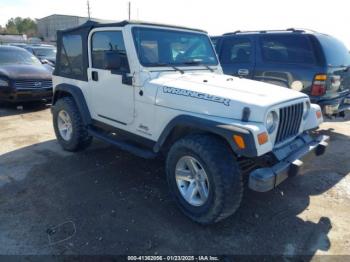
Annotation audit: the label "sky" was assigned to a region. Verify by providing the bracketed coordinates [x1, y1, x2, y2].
[0, 0, 349, 48]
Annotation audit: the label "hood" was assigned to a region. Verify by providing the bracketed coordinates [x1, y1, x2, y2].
[38, 55, 56, 63]
[0, 64, 52, 80]
[153, 72, 308, 122]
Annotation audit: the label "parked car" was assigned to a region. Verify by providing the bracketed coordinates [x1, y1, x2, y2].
[6, 43, 27, 48]
[24, 45, 56, 66]
[51, 20, 328, 224]
[0, 46, 53, 103]
[212, 29, 350, 117]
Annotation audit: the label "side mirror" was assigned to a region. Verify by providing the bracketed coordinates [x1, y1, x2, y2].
[104, 51, 121, 70]
[41, 58, 49, 64]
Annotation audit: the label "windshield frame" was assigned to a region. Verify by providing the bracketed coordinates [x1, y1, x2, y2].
[131, 26, 219, 68]
[0, 48, 42, 66]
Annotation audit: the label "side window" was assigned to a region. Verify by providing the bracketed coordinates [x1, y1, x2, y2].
[60, 34, 83, 78]
[220, 38, 252, 64]
[260, 35, 315, 64]
[91, 31, 129, 72]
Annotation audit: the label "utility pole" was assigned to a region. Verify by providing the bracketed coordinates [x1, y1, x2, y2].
[87, 0, 91, 19]
[128, 1, 131, 20]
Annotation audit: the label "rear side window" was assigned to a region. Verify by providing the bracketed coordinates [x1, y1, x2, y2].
[317, 35, 350, 66]
[220, 38, 252, 64]
[91, 31, 129, 72]
[59, 35, 83, 78]
[260, 35, 315, 64]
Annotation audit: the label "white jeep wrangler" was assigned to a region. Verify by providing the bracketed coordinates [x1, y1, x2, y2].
[52, 20, 329, 224]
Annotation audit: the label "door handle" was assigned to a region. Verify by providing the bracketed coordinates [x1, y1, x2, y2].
[238, 69, 249, 76]
[92, 71, 99, 81]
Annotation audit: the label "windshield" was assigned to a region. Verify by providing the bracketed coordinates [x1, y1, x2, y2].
[132, 27, 218, 67]
[33, 47, 56, 57]
[0, 49, 41, 65]
[317, 35, 350, 67]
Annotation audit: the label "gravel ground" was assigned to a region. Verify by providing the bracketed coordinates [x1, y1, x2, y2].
[0, 103, 349, 257]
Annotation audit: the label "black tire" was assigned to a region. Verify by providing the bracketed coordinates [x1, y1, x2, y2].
[166, 134, 243, 224]
[52, 96, 92, 152]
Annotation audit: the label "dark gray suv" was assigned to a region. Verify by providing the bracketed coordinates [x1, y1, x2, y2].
[212, 29, 350, 117]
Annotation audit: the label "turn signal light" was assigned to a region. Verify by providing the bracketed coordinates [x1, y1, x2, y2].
[233, 135, 246, 149]
[258, 132, 269, 145]
[316, 110, 322, 119]
[314, 74, 327, 81]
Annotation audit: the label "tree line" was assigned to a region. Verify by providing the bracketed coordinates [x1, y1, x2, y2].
[0, 17, 38, 37]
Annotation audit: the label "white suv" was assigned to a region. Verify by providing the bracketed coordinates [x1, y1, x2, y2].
[51, 20, 329, 224]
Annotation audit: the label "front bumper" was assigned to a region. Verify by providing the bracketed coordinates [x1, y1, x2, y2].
[0, 88, 52, 102]
[249, 133, 329, 192]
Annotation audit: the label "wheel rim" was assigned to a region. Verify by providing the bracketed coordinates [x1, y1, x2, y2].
[57, 110, 73, 141]
[175, 156, 210, 207]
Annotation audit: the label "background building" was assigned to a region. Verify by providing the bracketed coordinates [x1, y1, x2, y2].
[37, 14, 89, 42]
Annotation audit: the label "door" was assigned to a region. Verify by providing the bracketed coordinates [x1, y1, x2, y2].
[88, 30, 134, 126]
[219, 36, 255, 78]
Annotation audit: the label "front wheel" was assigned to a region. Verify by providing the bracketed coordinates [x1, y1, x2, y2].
[166, 134, 243, 224]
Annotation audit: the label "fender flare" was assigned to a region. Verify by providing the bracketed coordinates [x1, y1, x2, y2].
[52, 84, 92, 126]
[153, 115, 257, 157]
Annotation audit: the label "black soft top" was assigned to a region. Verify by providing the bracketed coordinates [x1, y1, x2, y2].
[54, 19, 206, 81]
[60, 19, 206, 34]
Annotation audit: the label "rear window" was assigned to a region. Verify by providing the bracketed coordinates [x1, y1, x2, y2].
[59, 35, 83, 78]
[317, 35, 350, 67]
[260, 35, 316, 64]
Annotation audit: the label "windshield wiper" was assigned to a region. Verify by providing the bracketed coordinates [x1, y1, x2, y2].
[150, 63, 184, 74]
[183, 60, 214, 72]
[171, 66, 184, 74]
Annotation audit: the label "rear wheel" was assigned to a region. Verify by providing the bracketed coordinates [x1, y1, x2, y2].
[166, 134, 243, 224]
[52, 97, 92, 151]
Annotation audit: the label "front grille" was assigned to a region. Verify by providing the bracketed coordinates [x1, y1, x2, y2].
[14, 79, 52, 89]
[275, 103, 304, 144]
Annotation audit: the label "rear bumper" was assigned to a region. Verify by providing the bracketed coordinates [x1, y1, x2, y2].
[249, 134, 329, 192]
[0, 88, 52, 102]
[312, 91, 350, 116]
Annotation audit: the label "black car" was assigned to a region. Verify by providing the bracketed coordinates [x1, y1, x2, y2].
[212, 29, 350, 117]
[0, 46, 53, 103]
[24, 45, 56, 66]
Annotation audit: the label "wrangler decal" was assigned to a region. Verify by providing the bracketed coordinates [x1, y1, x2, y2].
[163, 86, 231, 106]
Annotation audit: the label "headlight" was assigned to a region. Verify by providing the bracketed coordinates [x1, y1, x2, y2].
[303, 101, 311, 119]
[266, 111, 278, 134]
[0, 78, 9, 87]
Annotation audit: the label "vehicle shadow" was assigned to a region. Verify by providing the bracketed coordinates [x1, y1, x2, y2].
[0, 127, 348, 257]
[0, 101, 50, 117]
[323, 111, 350, 122]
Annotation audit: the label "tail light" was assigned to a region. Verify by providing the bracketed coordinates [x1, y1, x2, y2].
[311, 74, 327, 96]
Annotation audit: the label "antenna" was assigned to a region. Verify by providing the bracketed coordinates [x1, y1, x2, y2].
[87, 0, 91, 19]
[128, 1, 131, 20]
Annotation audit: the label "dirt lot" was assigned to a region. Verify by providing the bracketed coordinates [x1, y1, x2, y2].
[0, 103, 350, 257]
